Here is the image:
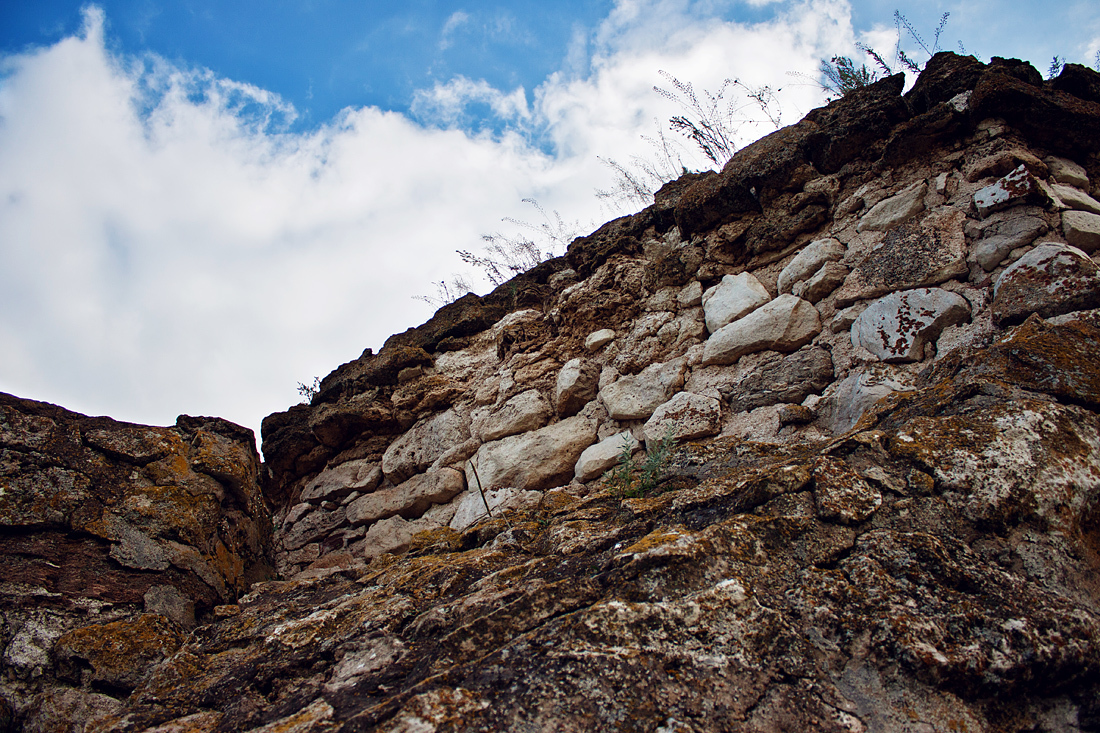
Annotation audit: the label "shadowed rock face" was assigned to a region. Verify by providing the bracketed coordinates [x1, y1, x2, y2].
[0, 394, 273, 727]
[5, 53, 1100, 732]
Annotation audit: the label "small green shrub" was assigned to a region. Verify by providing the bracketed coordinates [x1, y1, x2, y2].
[605, 427, 678, 499]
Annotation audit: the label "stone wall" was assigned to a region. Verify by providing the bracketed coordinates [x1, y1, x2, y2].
[263, 53, 1100, 578]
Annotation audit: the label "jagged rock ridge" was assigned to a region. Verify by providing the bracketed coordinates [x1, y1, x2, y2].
[2, 53, 1100, 732]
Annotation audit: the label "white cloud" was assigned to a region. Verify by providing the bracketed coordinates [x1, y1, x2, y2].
[440, 11, 470, 50]
[0, 2, 853, 441]
[410, 76, 531, 126]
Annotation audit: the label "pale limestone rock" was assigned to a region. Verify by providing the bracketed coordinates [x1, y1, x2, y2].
[701, 295, 821, 367]
[973, 165, 1047, 217]
[449, 488, 544, 532]
[816, 367, 917, 434]
[301, 459, 382, 503]
[466, 415, 597, 492]
[554, 358, 600, 417]
[642, 392, 722, 449]
[701, 272, 771, 334]
[794, 261, 850, 303]
[600, 358, 687, 420]
[856, 180, 927, 232]
[777, 238, 845, 294]
[489, 309, 542, 339]
[1044, 155, 1089, 188]
[677, 280, 703, 308]
[585, 329, 616, 351]
[851, 288, 971, 363]
[422, 501, 457, 527]
[1062, 210, 1100, 252]
[970, 215, 1048, 271]
[479, 389, 551, 442]
[361, 515, 440, 558]
[1051, 184, 1100, 215]
[381, 407, 470, 484]
[346, 468, 466, 526]
[574, 432, 639, 482]
[283, 507, 347, 550]
[992, 243, 1100, 326]
[829, 303, 867, 333]
[834, 208, 967, 306]
[427, 437, 481, 472]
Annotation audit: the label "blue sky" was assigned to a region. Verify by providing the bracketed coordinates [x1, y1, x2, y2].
[1, 0, 1098, 440]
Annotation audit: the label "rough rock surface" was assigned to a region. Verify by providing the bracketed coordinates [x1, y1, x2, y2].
[701, 271, 771, 333]
[851, 288, 972, 362]
[701, 294, 821, 366]
[992, 242, 1100, 326]
[574, 431, 639, 482]
[6, 52, 1100, 733]
[600, 358, 687, 420]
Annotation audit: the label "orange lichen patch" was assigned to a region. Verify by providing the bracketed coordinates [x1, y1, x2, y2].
[408, 527, 464, 556]
[672, 462, 812, 515]
[620, 493, 678, 517]
[187, 430, 256, 492]
[117, 484, 222, 546]
[889, 399, 1100, 533]
[144, 454, 196, 485]
[55, 614, 184, 691]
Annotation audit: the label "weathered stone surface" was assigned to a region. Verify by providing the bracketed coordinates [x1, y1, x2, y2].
[381, 407, 470, 483]
[300, 459, 381, 503]
[813, 457, 881, 524]
[777, 403, 815, 425]
[479, 389, 552, 442]
[554, 359, 600, 418]
[282, 506, 347, 550]
[852, 288, 971, 362]
[725, 346, 834, 412]
[1051, 183, 1100, 214]
[816, 366, 916, 434]
[1063, 210, 1100, 252]
[449, 488, 544, 532]
[776, 238, 845, 294]
[584, 328, 616, 351]
[600, 358, 687, 420]
[856, 179, 927, 232]
[360, 515, 440, 558]
[793, 261, 849, 303]
[973, 163, 1050, 217]
[992, 243, 1100, 326]
[1045, 155, 1090, 188]
[701, 272, 771, 333]
[964, 147, 1047, 182]
[54, 614, 184, 692]
[970, 214, 1048, 271]
[346, 468, 465, 525]
[467, 415, 597, 492]
[702, 295, 821, 366]
[641, 391, 722, 448]
[574, 432, 639, 482]
[835, 208, 967, 305]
